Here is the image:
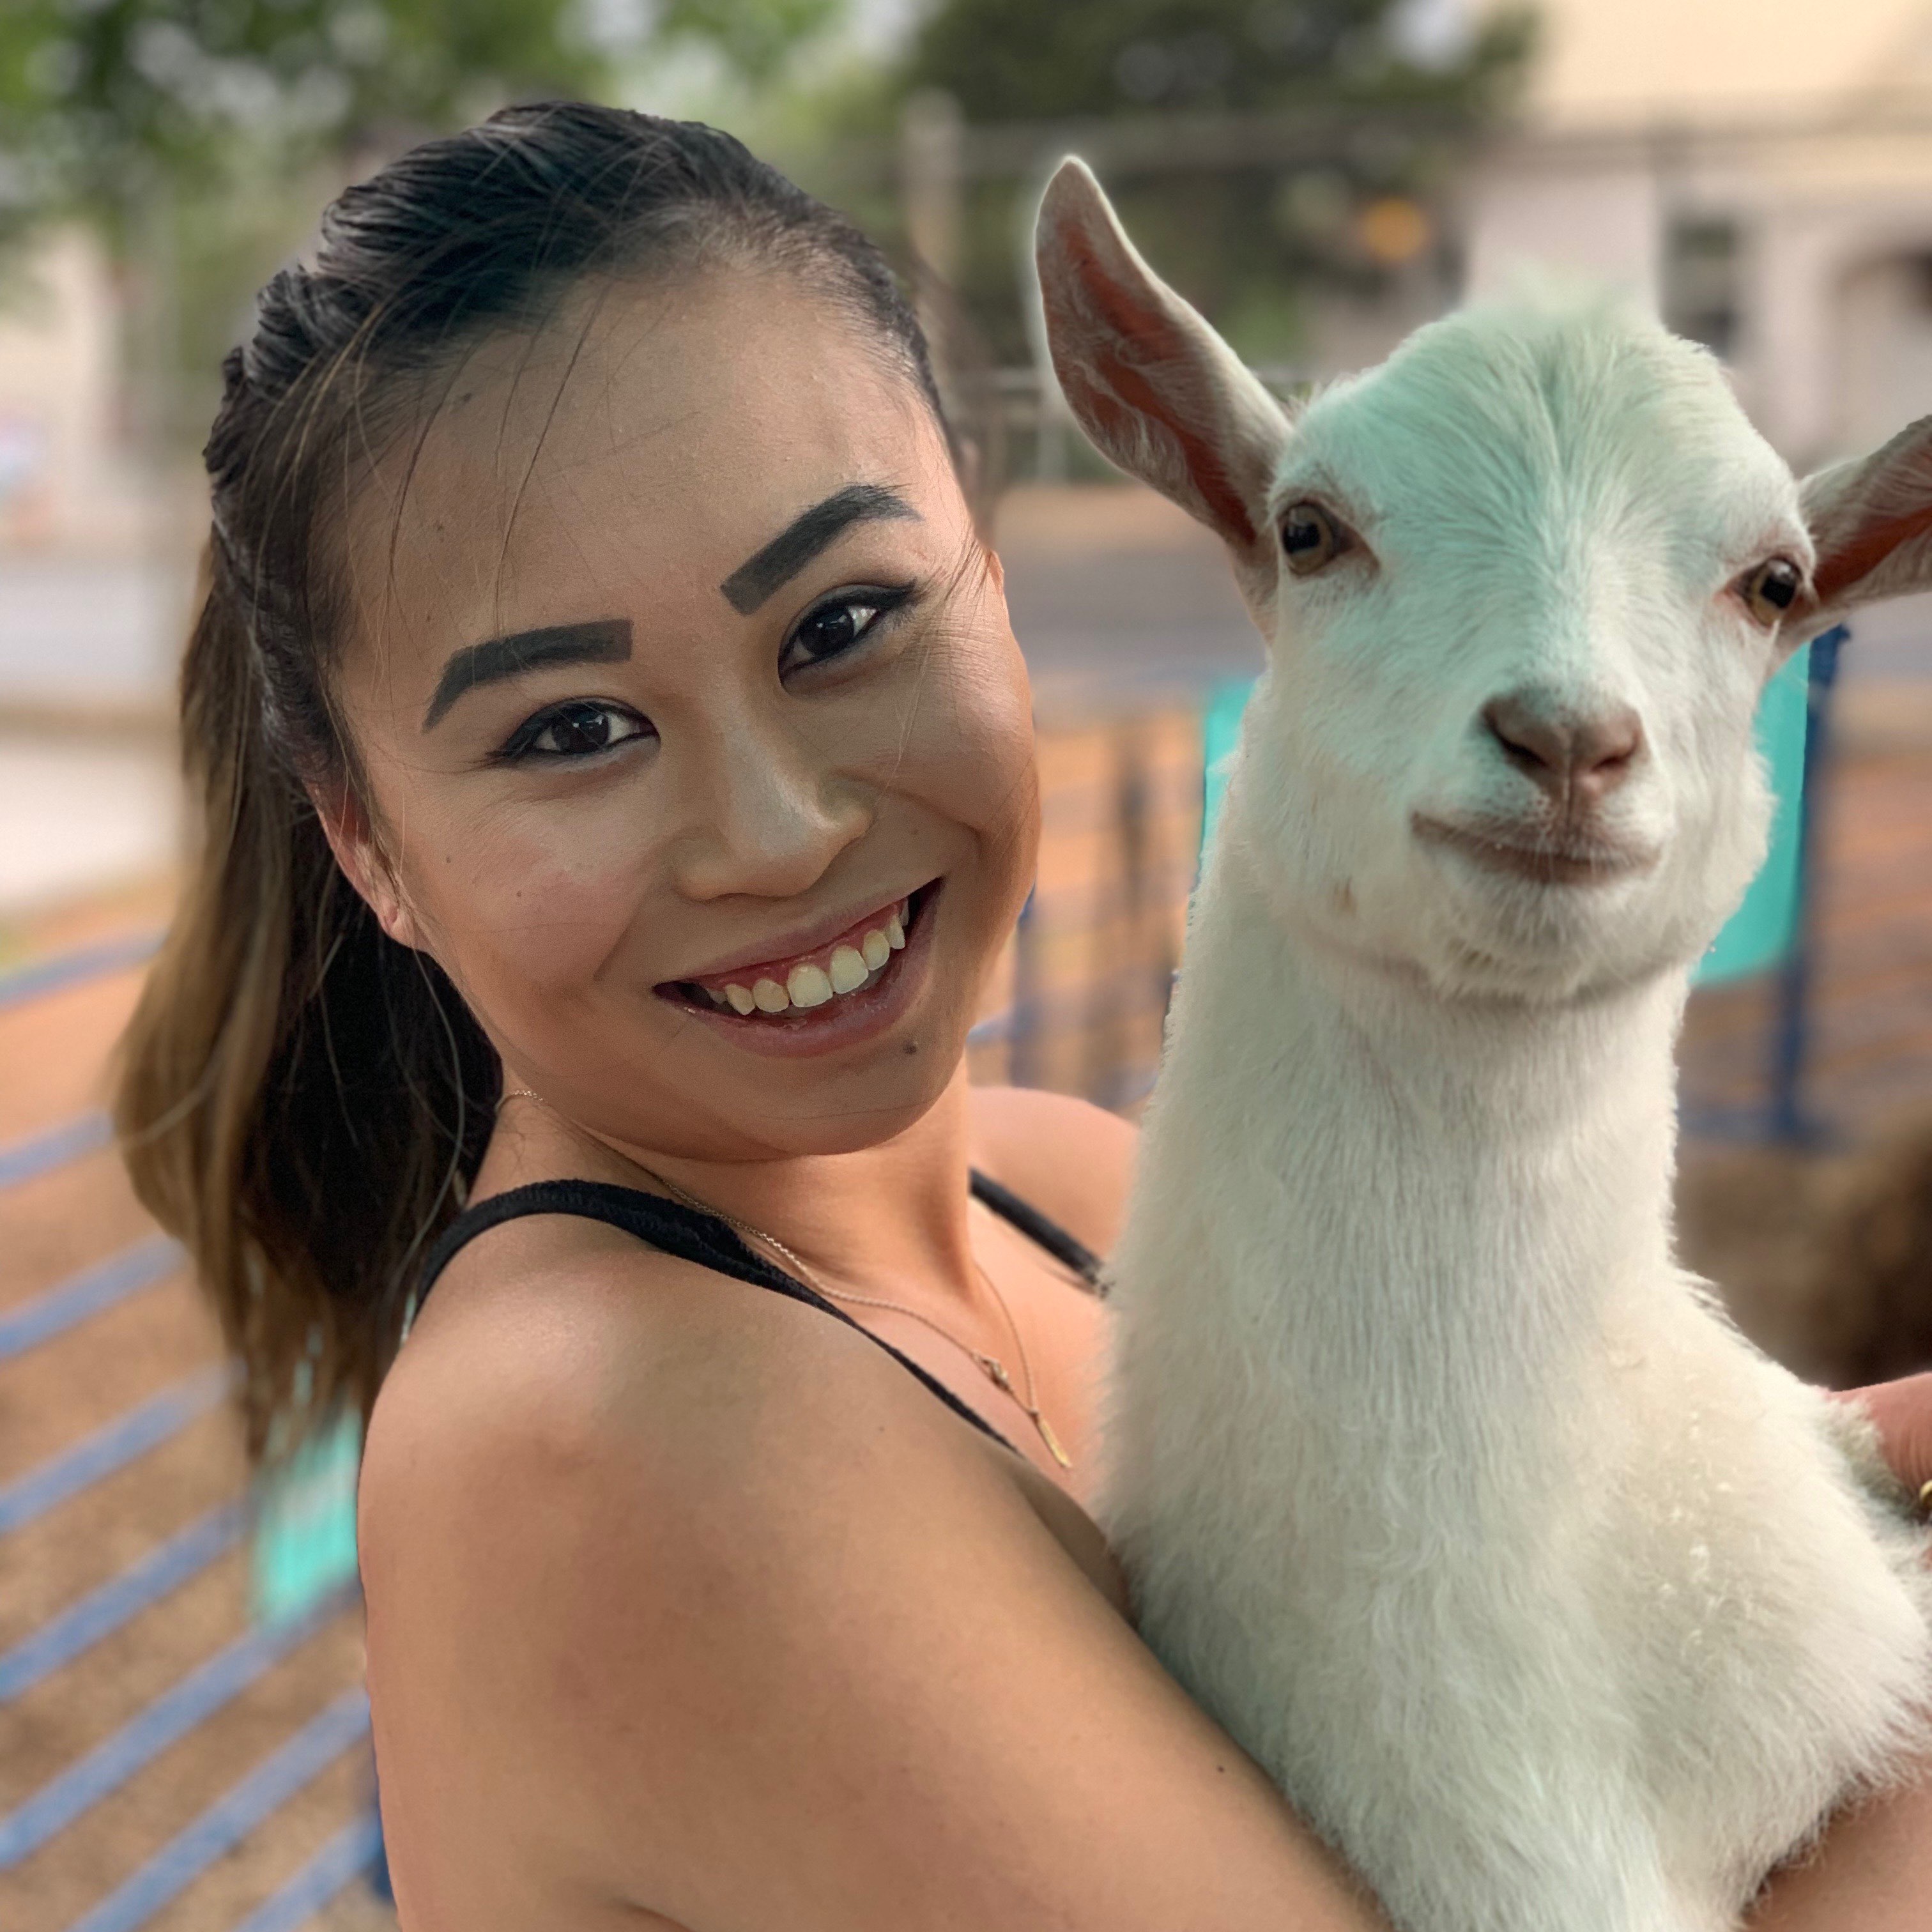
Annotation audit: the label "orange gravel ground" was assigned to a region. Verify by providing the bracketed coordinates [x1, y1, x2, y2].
[1, 878, 388, 1932]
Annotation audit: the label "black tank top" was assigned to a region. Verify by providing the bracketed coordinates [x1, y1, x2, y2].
[417, 1169, 1106, 1453]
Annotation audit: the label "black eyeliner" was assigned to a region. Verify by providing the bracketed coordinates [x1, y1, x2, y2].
[489, 699, 651, 766]
[783, 580, 922, 670]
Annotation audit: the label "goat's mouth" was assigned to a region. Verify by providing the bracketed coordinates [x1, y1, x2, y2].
[1412, 815, 1660, 887]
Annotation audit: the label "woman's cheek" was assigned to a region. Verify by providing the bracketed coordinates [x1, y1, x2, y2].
[420, 799, 650, 1006]
[885, 627, 1038, 844]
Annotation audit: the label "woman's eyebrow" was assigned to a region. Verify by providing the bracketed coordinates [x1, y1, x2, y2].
[719, 482, 921, 615]
[422, 618, 632, 732]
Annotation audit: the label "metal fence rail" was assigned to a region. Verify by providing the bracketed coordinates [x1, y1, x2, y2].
[1, 933, 382, 1931]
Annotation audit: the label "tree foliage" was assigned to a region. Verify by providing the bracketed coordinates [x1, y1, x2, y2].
[908, 0, 1526, 124]
[901, 0, 1533, 365]
[0, 0, 841, 240]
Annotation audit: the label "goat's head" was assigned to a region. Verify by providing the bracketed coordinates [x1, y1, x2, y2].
[1036, 158, 1932, 1002]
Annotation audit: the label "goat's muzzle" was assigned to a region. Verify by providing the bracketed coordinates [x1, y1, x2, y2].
[1480, 692, 1646, 813]
[1411, 811, 1661, 887]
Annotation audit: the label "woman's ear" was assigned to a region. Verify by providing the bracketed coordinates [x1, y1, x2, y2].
[1034, 156, 1291, 614]
[309, 781, 423, 950]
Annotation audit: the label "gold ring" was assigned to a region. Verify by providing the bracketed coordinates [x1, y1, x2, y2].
[1917, 1478, 1932, 1517]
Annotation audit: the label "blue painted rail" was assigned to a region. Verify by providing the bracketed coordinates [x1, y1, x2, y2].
[65, 1689, 373, 1932]
[0, 931, 162, 1015]
[0, 1110, 114, 1189]
[0, 1502, 247, 1701]
[1, 928, 383, 1927]
[0, 1235, 182, 1361]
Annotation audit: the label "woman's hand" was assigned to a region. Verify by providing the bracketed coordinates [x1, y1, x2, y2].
[1746, 1374, 1932, 1927]
[1837, 1372, 1932, 1497]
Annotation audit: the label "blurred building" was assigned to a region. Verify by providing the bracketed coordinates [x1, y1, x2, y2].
[0, 227, 191, 724]
[1469, 0, 1932, 468]
[0, 226, 148, 553]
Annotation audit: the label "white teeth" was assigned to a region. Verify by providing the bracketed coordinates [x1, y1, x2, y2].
[787, 962, 834, 1008]
[829, 945, 868, 994]
[704, 895, 924, 1019]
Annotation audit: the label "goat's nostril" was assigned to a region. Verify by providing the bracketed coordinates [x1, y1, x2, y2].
[1572, 707, 1645, 800]
[1480, 695, 1645, 804]
[1481, 696, 1567, 783]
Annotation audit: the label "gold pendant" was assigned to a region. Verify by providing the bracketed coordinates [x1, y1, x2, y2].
[1034, 1411, 1074, 1470]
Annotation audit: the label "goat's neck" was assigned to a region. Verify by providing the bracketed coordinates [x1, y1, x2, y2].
[1172, 850, 1688, 1417]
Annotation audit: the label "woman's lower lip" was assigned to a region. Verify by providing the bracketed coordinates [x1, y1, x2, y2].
[656, 884, 940, 1061]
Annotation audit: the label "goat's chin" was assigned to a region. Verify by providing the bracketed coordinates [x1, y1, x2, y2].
[1381, 866, 1701, 1004]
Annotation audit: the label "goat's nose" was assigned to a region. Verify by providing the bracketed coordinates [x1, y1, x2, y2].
[1480, 693, 1645, 806]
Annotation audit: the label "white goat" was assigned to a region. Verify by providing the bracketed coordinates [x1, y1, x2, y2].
[1036, 157, 1932, 1932]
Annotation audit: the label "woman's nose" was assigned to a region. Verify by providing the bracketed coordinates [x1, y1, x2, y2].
[668, 724, 874, 902]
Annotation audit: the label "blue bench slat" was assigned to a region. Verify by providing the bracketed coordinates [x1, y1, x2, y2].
[61, 1687, 371, 1932]
[0, 1586, 356, 1868]
[0, 933, 162, 1016]
[226, 1811, 385, 1932]
[0, 1365, 230, 1535]
[0, 1237, 182, 1362]
[0, 1111, 113, 1190]
[0, 1503, 248, 1703]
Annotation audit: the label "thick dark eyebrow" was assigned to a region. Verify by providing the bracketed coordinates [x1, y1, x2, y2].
[422, 618, 632, 732]
[719, 483, 922, 615]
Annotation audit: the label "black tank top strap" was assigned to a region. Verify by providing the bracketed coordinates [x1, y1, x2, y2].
[968, 1169, 1106, 1295]
[416, 1178, 1018, 1453]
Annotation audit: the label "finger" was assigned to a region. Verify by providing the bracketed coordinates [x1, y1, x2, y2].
[1834, 1373, 1932, 1498]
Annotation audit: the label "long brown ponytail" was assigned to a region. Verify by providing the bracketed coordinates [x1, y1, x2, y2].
[114, 102, 952, 1462]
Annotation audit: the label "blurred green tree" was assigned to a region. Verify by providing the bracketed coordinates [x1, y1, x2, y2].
[0, 0, 842, 245]
[0, 0, 844, 452]
[900, 0, 1533, 367]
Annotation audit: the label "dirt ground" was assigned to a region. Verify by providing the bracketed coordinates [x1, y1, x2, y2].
[1, 877, 387, 1932]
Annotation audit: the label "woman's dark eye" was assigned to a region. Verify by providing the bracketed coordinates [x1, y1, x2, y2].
[1279, 502, 1354, 578]
[781, 586, 913, 673]
[1735, 556, 1804, 627]
[504, 700, 652, 762]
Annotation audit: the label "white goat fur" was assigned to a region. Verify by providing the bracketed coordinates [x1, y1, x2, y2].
[1037, 158, 1932, 1931]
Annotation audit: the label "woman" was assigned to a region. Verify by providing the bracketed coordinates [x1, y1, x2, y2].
[116, 102, 1932, 1928]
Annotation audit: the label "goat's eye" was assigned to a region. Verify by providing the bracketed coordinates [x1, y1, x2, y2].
[1280, 502, 1353, 578]
[1736, 557, 1803, 627]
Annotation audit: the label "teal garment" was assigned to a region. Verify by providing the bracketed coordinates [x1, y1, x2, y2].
[1690, 642, 1813, 986]
[251, 1411, 362, 1626]
[1199, 643, 1817, 986]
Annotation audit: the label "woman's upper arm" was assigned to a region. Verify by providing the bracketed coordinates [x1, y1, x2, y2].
[359, 1260, 1382, 1932]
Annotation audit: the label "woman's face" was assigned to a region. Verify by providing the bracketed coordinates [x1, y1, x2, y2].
[328, 264, 1039, 1162]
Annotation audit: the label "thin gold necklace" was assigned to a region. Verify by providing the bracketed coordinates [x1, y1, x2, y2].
[498, 1087, 1072, 1469]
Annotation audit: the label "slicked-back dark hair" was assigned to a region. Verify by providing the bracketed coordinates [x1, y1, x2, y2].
[116, 102, 956, 1463]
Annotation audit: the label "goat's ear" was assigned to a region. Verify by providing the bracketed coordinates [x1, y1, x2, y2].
[1035, 157, 1291, 609]
[1797, 414, 1932, 631]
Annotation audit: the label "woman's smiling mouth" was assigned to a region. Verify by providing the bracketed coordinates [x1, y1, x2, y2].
[658, 882, 940, 1027]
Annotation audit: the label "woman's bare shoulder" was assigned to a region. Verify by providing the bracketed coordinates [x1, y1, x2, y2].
[356, 1217, 1022, 1915]
[359, 1206, 934, 1545]
[355, 1203, 1371, 1932]
[967, 1082, 1140, 1259]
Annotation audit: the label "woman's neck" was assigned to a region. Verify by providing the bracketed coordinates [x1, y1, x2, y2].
[482, 1061, 989, 1313]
